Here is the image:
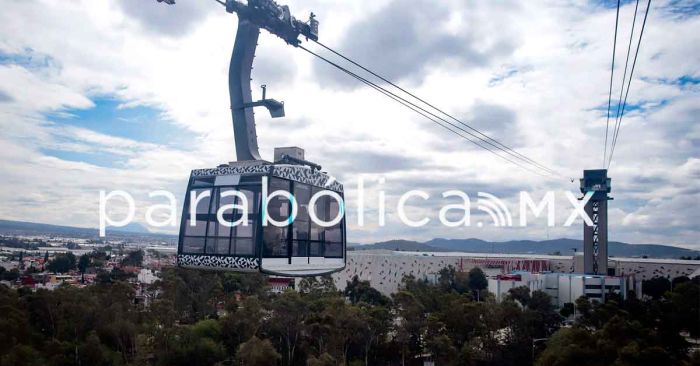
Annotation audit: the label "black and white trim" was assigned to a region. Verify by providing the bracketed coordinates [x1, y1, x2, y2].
[191, 163, 271, 177]
[190, 162, 344, 192]
[178, 254, 260, 270]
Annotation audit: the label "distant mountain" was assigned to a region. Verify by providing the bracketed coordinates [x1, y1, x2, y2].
[353, 238, 699, 259]
[349, 240, 451, 252]
[3, 219, 696, 259]
[0, 219, 176, 242]
[116, 222, 152, 234]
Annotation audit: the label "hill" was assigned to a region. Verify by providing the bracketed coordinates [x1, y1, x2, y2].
[353, 237, 699, 259]
[3, 219, 696, 259]
[0, 219, 176, 243]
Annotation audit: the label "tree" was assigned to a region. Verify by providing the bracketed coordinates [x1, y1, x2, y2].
[357, 305, 392, 366]
[46, 253, 76, 273]
[574, 296, 591, 319]
[642, 277, 671, 299]
[425, 333, 458, 366]
[468, 267, 488, 300]
[392, 291, 426, 365]
[507, 286, 532, 307]
[344, 276, 390, 306]
[268, 291, 308, 365]
[666, 280, 700, 337]
[121, 250, 143, 267]
[559, 302, 575, 318]
[78, 254, 90, 274]
[0, 344, 45, 366]
[307, 353, 336, 366]
[221, 296, 264, 354]
[323, 300, 366, 364]
[536, 327, 600, 366]
[156, 268, 224, 322]
[237, 336, 281, 366]
[1, 268, 20, 282]
[526, 291, 562, 338]
[438, 266, 457, 292]
[221, 272, 268, 296]
[437, 266, 470, 294]
[191, 319, 222, 340]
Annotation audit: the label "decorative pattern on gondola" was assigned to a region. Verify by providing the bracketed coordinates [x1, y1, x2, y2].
[190, 164, 344, 192]
[178, 254, 260, 270]
[272, 165, 344, 192]
[192, 164, 272, 177]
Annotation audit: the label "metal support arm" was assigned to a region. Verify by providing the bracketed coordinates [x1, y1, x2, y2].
[229, 19, 262, 161]
[157, 0, 318, 162]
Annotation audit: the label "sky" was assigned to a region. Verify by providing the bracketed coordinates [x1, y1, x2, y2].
[0, 0, 698, 248]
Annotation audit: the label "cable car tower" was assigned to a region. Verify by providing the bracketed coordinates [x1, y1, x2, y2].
[580, 169, 612, 275]
[159, 0, 345, 276]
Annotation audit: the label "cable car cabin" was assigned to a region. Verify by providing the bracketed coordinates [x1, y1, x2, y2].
[177, 160, 346, 277]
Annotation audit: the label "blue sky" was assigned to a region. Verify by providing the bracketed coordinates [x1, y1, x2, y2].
[41, 98, 190, 167]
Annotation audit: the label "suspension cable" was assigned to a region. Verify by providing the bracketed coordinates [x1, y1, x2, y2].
[608, 0, 640, 166]
[608, 0, 652, 169]
[603, 0, 622, 166]
[208, 0, 569, 180]
[311, 39, 564, 178]
[298, 45, 557, 178]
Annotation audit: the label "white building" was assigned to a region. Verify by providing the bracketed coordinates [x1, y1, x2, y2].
[488, 272, 546, 302]
[487, 272, 642, 307]
[333, 250, 699, 299]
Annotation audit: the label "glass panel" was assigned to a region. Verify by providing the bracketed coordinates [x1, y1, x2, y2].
[207, 218, 217, 236]
[216, 213, 237, 226]
[190, 188, 212, 214]
[209, 188, 219, 214]
[219, 188, 237, 207]
[293, 241, 308, 257]
[236, 220, 254, 238]
[184, 219, 207, 236]
[329, 199, 341, 222]
[310, 189, 329, 241]
[325, 242, 342, 258]
[235, 238, 254, 256]
[191, 177, 215, 187]
[312, 189, 331, 221]
[309, 226, 322, 241]
[216, 221, 232, 238]
[263, 226, 287, 257]
[309, 242, 323, 257]
[240, 175, 263, 185]
[293, 183, 310, 241]
[213, 188, 241, 219]
[183, 237, 205, 254]
[240, 188, 259, 214]
[295, 184, 311, 221]
[325, 226, 342, 243]
[293, 223, 310, 241]
[268, 178, 290, 222]
[206, 238, 230, 255]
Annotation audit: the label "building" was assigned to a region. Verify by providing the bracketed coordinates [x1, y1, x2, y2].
[488, 271, 642, 306]
[332, 250, 700, 300]
[269, 277, 294, 293]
